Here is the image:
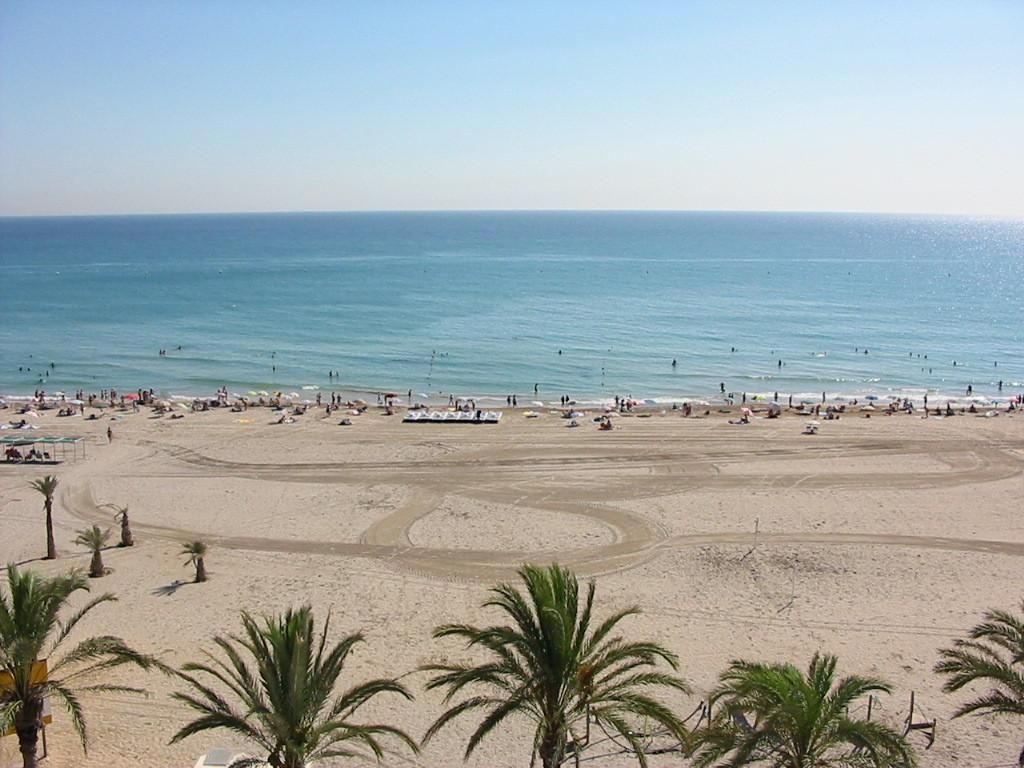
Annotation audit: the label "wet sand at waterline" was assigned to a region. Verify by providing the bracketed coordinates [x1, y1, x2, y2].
[1, 404, 1022, 767]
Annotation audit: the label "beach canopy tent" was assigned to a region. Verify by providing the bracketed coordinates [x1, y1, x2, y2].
[1, 435, 85, 463]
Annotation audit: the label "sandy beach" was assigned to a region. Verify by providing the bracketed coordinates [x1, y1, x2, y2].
[1, 401, 1022, 768]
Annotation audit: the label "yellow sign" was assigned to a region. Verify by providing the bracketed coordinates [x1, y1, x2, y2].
[0, 660, 52, 737]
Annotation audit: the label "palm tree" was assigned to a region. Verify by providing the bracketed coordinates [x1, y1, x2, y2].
[422, 563, 691, 768]
[74, 525, 111, 578]
[28, 476, 58, 560]
[180, 541, 207, 583]
[171, 606, 418, 768]
[0, 564, 155, 768]
[935, 601, 1024, 768]
[102, 504, 134, 547]
[691, 653, 917, 768]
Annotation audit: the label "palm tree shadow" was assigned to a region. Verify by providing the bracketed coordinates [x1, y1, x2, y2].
[153, 579, 187, 597]
[13, 556, 48, 567]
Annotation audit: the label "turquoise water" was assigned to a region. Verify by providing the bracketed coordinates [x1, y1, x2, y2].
[1, 211, 1022, 404]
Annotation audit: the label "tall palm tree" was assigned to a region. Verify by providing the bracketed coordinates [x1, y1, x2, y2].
[102, 504, 134, 547]
[171, 606, 418, 768]
[935, 601, 1024, 768]
[691, 653, 917, 768]
[180, 541, 207, 583]
[0, 564, 155, 768]
[74, 525, 111, 578]
[28, 476, 58, 560]
[422, 563, 691, 768]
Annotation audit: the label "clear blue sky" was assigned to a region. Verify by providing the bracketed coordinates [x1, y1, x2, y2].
[1, 1, 1022, 216]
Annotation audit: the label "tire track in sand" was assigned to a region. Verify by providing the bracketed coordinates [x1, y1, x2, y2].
[62, 479, 1024, 583]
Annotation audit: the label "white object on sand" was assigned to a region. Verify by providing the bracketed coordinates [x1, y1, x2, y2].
[192, 748, 246, 768]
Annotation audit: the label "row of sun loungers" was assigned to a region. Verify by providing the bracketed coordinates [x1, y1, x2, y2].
[403, 410, 502, 424]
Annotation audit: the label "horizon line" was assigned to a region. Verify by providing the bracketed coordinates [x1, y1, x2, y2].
[2, 207, 1022, 221]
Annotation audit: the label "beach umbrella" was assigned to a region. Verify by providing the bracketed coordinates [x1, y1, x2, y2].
[23, 411, 39, 418]
[178, 403, 190, 410]
[69, 399, 83, 405]
[352, 398, 368, 407]
[124, 393, 140, 400]
[741, 407, 753, 417]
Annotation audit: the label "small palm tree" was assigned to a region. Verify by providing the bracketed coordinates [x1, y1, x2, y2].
[74, 525, 111, 578]
[180, 541, 207, 583]
[103, 504, 133, 547]
[171, 606, 418, 768]
[935, 601, 1024, 768]
[691, 653, 917, 768]
[28, 476, 58, 560]
[0, 564, 155, 768]
[422, 563, 691, 768]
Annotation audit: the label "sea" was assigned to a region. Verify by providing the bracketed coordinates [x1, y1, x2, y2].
[1, 211, 1022, 406]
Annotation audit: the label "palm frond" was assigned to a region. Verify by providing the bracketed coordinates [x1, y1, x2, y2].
[425, 563, 689, 766]
[693, 654, 916, 768]
[172, 606, 415, 766]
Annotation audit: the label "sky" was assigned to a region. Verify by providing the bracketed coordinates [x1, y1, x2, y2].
[0, 1, 1022, 217]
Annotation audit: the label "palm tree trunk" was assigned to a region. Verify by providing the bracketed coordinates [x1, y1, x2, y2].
[120, 519, 133, 547]
[90, 550, 104, 577]
[44, 502, 56, 560]
[195, 557, 206, 583]
[539, 729, 565, 768]
[15, 699, 42, 768]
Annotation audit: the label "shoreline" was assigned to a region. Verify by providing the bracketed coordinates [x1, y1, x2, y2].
[3, 382, 1022, 410]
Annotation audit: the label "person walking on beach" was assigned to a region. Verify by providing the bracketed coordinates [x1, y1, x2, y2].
[107, 426, 113, 443]
[512, 394, 517, 407]
[534, 383, 539, 394]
